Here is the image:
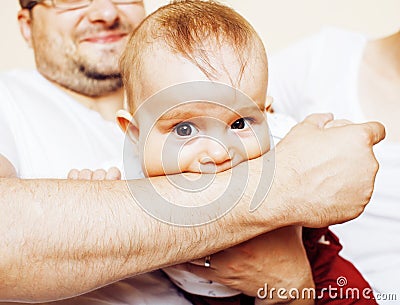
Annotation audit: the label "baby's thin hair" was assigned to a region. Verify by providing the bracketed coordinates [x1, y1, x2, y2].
[120, 0, 267, 109]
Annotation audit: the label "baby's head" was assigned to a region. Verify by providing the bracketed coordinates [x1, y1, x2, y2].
[118, 0, 271, 177]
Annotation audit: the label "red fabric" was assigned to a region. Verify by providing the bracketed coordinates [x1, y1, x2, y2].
[303, 227, 377, 304]
[183, 227, 377, 305]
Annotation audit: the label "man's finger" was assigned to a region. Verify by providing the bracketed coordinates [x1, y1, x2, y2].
[106, 167, 121, 180]
[325, 119, 353, 128]
[189, 259, 207, 267]
[169, 263, 217, 279]
[185, 262, 217, 277]
[360, 121, 386, 145]
[302, 113, 334, 128]
[67, 169, 79, 179]
[92, 169, 107, 181]
[79, 169, 93, 180]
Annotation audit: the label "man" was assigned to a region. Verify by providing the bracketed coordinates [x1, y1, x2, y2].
[0, 0, 385, 303]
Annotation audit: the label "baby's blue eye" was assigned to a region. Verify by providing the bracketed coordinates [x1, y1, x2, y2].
[174, 122, 198, 137]
[231, 118, 246, 129]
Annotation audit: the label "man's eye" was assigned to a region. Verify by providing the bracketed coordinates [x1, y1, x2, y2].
[174, 122, 198, 137]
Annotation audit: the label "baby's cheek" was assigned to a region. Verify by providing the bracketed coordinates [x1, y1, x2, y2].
[242, 136, 268, 160]
[141, 144, 164, 177]
[142, 159, 162, 177]
[177, 145, 201, 174]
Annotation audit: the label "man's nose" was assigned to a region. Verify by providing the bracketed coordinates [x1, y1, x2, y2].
[86, 0, 119, 26]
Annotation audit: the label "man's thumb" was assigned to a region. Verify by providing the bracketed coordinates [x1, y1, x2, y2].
[302, 113, 334, 128]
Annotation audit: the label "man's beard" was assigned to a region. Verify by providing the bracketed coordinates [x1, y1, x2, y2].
[63, 61, 123, 97]
[32, 22, 131, 97]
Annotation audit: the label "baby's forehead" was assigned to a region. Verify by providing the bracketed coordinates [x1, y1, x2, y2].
[158, 101, 253, 119]
[135, 101, 265, 129]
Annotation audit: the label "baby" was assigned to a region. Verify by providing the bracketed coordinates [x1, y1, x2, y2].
[70, 1, 377, 304]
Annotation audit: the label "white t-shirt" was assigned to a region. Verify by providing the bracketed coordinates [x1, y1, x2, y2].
[269, 27, 400, 300]
[0, 70, 126, 178]
[0, 70, 191, 305]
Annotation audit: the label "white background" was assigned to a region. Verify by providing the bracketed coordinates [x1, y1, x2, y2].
[1, 0, 399, 70]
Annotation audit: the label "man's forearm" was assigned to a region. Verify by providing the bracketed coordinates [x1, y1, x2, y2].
[0, 158, 283, 302]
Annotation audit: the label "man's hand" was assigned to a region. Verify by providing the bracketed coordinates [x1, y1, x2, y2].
[273, 113, 385, 227]
[67, 167, 121, 180]
[180, 226, 314, 304]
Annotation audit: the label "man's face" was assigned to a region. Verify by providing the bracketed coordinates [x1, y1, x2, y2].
[128, 46, 270, 177]
[19, 1, 145, 96]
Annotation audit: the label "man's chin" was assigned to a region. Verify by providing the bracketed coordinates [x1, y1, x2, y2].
[77, 58, 120, 80]
[82, 69, 121, 81]
[79, 37, 126, 53]
[78, 47, 123, 68]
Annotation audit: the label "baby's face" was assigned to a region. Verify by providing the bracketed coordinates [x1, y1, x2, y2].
[128, 47, 270, 177]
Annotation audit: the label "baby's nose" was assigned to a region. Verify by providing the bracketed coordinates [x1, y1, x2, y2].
[200, 140, 231, 166]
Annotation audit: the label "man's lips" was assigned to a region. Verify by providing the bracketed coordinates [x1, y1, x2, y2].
[80, 32, 128, 44]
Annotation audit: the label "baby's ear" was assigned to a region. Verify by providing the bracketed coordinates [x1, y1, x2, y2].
[116, 109, 139, 143]
[265, 96, 274, 113]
